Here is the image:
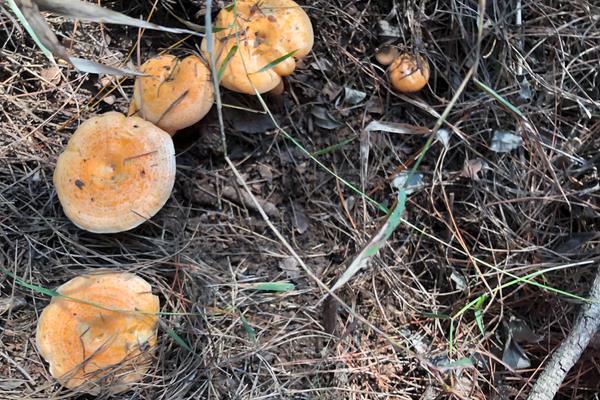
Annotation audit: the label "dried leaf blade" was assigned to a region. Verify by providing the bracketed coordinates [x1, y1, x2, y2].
[34, 0, 202, 36]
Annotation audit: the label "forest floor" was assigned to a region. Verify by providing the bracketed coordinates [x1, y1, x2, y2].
[1, 0, 599, 399]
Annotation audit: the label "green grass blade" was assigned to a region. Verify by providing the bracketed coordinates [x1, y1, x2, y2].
[6, 0, 55, 62]
[474, 78, 524, 117]
[474, 309, 485, 336]
[252, 281, 295, 292]
[1, 267, 60, 297]
[473, 295, 487, 336]
[239, 312, 257, 343]
[167, 329, 193, 352]
[441, 357, 474, 369]
[217, 44, 238, 82]
[311, 135, 358, 157]
[256, 49, 298, 74]
[449, 319, 455, 355]
[328, 189, 407, 294]
[253, 92, 388, 214]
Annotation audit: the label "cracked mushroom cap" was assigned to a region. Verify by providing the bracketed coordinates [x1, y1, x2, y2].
[388, 53, 430, 93]
[36, 272, 160, 394]
[201, 0, 314, 94]
[128, 54, 214, 135]
[53, 112, 176, 233]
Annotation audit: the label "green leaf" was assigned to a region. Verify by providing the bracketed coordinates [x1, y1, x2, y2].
[252, 281, 295, 292]
[256, 49, 298, 74]
[167, 329, 193, 352]
[217, 44, 238, 82]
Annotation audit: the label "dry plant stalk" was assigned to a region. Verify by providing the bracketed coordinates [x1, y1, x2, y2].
[527, 265, 600, 400]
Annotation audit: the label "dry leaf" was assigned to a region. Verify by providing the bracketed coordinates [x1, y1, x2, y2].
[460, 158, 484, 180]
[39, 65, 61, 85]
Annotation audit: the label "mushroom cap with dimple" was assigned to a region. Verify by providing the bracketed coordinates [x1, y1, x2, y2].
[201, 0, 314, 94]
[388, 53, 430, 93]
[53, 112, 176, 233]
[36, 272, 160, 394]
[128, 54, 214, 135]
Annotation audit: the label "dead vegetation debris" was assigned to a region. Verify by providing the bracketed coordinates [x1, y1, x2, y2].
[1, 0, 599, 399]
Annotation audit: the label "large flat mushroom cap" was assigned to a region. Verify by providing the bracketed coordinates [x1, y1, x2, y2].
[53, 112, 176, 233]
[35, 272, 160, 395]
[129, 55, 214, 134]
[201, 0, 314, 94]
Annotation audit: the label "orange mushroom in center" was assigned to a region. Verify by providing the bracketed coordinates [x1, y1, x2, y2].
[388, 53, 430, 93]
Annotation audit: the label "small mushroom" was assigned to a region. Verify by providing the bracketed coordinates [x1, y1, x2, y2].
[375, 45, 400, 66]
[388, 53, 430, 93]
[36, 272, 160, 394]
[201, 0, 314, 94]
[128, 54, 214, 135]
[53, 112, 176, 233]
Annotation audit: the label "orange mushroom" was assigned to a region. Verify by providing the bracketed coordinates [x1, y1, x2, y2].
[201, 0, 314, 94]
[375, 45, 400, 66]
[388, 53, 430, 93]
[36, 272, 160, 394]
[128, 54, 214, 135]
[53, 112, 176, 233]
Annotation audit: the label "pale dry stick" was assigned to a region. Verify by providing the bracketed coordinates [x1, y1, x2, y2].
[527, 264, 600, 400]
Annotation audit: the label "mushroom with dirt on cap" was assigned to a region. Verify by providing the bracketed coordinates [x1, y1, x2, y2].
[201, 0, 314, 95]
[387, 53, 430, 93]
[36, 272, 160, 394]
[53, 112, 176, 233]
[128, 54, 214, 135]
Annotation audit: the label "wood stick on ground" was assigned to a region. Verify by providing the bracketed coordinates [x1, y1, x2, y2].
[527, 264, 600, 400]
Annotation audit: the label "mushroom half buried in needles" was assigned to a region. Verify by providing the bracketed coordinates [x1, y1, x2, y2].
[388, 53, 430, 93]
[53, 112, 176, 233]
[375, 45, 400, 66]
[201, 0, 314, 94]
[36, 272, 160, 394]
[129, 54, 214, 135]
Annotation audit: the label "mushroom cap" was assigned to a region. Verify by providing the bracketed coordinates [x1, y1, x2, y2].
[375, 45, 400, 66]
[388, 53, 430, 93]
[53, 112, 176, 233]
[201, 0, 314, 94]
[36, 272, 160, 394]
[129, 54, 214, 135]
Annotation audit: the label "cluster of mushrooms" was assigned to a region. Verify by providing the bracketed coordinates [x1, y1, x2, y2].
[40, 0, 430, 395]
